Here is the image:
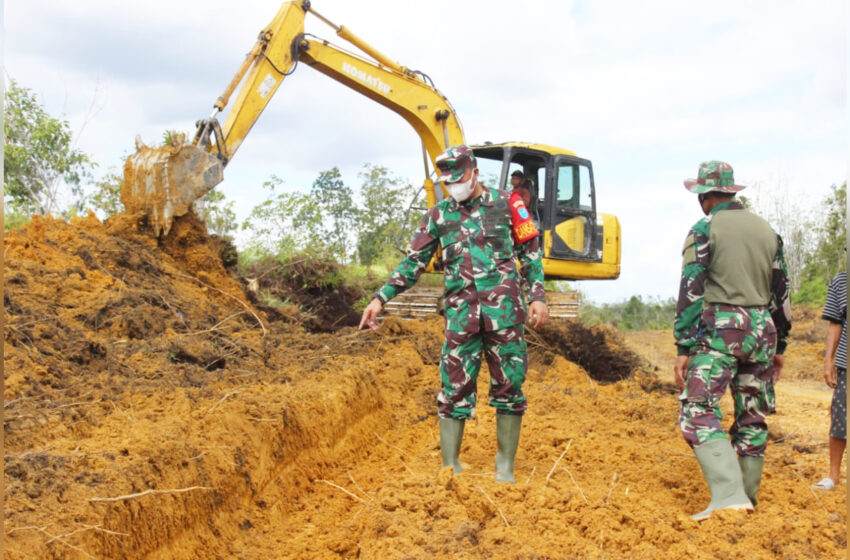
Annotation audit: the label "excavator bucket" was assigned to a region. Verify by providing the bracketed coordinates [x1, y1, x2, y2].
[121, 135, 224, 237]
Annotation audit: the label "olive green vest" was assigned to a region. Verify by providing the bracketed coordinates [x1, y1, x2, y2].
[705, 207, 778, 306]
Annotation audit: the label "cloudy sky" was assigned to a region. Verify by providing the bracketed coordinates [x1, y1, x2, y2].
[5, 0, 847, 303]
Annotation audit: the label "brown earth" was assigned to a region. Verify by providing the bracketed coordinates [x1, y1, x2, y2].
[4, 213, 846, 559]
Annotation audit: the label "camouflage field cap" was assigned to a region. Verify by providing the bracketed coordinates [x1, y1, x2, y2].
[684, 160, 746, 194]
[436, 145, 477, 183]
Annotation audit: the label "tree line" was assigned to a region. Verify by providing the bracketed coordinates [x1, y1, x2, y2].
[740, 181, 846, 307]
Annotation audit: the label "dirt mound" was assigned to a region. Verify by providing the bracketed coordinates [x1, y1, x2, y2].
[792, 305, 828, 344]
[530, 321, 642, 383]
[3, 214, 845, 559]
[240, 255, 363, 333]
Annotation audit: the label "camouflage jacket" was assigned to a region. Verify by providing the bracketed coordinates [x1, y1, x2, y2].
[375, 187, 545, 333]
[674, 200, 792, 355]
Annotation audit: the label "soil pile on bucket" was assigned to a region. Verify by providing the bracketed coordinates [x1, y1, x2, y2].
[3, 213, 845, 559]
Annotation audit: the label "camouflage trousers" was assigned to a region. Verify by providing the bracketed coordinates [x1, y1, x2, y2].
[679, 304, 778, 457]
[437, 324, 528, 420]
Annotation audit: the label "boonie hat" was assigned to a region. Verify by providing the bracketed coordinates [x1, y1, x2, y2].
[684, 160, 746, 194]
[436, 145, 477, 183]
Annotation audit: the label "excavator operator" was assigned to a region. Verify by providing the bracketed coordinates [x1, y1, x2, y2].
[359, 145, 549, 483]
[510, 169, 525, 191]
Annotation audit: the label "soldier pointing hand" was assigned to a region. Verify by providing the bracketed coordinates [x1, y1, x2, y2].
[360, 145, 548, 483]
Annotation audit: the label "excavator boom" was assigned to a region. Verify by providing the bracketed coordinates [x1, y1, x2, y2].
[122, 1, 462, 235]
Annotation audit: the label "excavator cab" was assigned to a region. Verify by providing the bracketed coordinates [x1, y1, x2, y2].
[472, 142, 621, 281]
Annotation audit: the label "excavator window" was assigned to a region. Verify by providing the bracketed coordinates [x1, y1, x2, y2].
[474, 155, 504, 190]
[556, 162, 593, 212]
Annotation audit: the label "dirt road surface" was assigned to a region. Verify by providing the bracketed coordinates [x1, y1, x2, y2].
[4, 213, 846, 559]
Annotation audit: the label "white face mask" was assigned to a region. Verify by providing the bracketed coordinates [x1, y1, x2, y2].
[447, 175, 475, 202]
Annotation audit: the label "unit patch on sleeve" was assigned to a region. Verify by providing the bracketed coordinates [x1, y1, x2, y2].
[509, 191, 539, 244]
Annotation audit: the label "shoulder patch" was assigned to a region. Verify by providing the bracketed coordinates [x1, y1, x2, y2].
[509, 191, 538, 244]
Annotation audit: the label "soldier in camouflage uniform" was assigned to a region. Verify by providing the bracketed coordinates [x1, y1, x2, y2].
[360, 145, 548, 483]
[673, 161, 792, 520]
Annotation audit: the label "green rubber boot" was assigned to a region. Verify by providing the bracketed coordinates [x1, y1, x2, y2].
[691, 438, 753, 521]
[439, 418, 465, 473]
[494, 414, 522, 483]
[738, 455, 765, 507]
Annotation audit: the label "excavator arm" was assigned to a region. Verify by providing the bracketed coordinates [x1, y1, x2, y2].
[122, 1, 465, 235]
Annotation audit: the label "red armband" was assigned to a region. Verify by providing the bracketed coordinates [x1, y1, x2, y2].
[509, 191, 539, 244]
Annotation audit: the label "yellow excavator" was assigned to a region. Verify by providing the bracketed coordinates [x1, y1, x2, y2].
[122, 1, 620, 318]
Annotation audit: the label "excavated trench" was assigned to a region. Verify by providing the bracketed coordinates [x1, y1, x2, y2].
[3, 213, 845, 559]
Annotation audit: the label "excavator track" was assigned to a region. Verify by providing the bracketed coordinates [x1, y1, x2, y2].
[544, 290, 581, 319]
[383, 287, 579, 320]
[383, 287, 443, 318]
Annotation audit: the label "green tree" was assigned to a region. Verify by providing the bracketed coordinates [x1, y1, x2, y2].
[195, 189, 237, 238]
[90, 169, 124, 218]
[241, 176, 326, 261]
[3, 209, 30, 231]
[310, 167, 357, 261]
[814, 182, 846, 282]
[356, 164, 423, 265]
[793, 182, 847, 305]
[579, 294, 676, 331]
[4, 79, 94, 216]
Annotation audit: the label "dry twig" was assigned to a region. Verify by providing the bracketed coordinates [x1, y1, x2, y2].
[561, 466, 589, 504]
[5, 525, 97, 559]
[545, 439, 573, 484]
[46, 524, 129, 543]
[6, 525, 48, 536]
[4, 395, 34, 409]
[348, 471, 371, 498]
[90, 486, 214, 503]
[172, 270, 267, 335]
[204, 390, 240, 416]
[788, 466, 831, 515]
[475, 485, 510, 527]
[524, 466, 537, 485]
[604, 472, 619, 504]
[317, 479, 370, 505]
[374, 432, 414, 475]
[184, 312, 244, 336]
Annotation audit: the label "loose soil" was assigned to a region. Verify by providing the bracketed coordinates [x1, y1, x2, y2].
[239, 256, 362, 333]
[4, 212, 846, 559]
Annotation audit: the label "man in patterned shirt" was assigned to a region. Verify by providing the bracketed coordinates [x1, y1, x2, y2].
[813, 269, 847, 491]
[359, 145, 548, 483]
[673, 161, 791, 520]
